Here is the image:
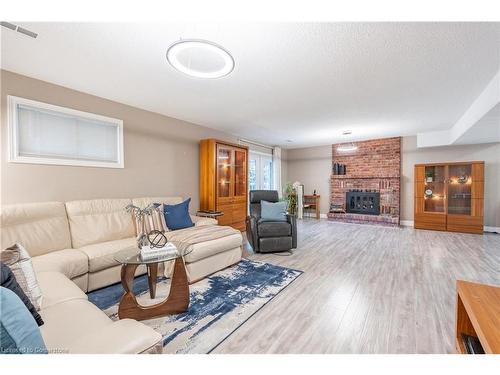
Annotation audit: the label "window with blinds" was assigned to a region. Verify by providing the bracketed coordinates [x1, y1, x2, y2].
[8, 96, 124, 168]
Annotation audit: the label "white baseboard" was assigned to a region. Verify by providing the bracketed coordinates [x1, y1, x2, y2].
[484, 226, 500, 234]
[322, 215, 499, 233]
[400, 220, 414, 227]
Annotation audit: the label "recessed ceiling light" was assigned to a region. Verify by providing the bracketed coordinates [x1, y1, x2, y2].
[166, 39, 234, 79]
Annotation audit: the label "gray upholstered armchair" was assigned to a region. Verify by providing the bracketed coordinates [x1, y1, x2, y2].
[246, 190, 297, 253]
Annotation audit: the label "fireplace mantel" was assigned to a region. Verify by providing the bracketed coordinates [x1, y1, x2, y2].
[331, 175, 399, 180]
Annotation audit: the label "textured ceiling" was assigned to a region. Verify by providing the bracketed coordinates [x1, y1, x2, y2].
[1, 22, 499, 148]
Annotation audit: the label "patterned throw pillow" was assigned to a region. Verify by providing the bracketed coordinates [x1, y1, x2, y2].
[0, 244, 43, 311]
[0, 263, 44, 326]
[133, 204, 169, 236]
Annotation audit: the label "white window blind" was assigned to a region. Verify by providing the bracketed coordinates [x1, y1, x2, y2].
[8, 96, 124, 168]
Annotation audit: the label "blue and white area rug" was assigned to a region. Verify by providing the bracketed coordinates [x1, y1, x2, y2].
[88, 259, 302, 353]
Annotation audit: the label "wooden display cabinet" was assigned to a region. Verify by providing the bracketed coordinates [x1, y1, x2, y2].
[199, 139, 248, 231]
[414, 161, 484, 234]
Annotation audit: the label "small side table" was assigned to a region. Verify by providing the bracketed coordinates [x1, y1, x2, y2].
[114, 248, 189, 321]
[303, 195, 321, 219]
[196, 210, 224, 219]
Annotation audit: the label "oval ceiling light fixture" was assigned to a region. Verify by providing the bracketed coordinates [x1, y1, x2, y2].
[166, 39, 234, 79]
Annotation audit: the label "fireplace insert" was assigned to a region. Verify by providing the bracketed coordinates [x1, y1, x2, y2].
[346, 191, 380, 215]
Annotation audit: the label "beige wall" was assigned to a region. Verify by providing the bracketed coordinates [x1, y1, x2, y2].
[285, 145, 332, 214]
[285, 137, 500, 227]
[401, 136, 500, 227]
[0, 70, 237, 212]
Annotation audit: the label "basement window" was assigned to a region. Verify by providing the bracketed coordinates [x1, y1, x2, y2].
[8, 96, 124, 168]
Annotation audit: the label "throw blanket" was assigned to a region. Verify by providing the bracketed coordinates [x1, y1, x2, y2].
[166, 225, 238, 254]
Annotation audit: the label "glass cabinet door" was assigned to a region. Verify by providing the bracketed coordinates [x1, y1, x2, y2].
[217, 145, 233, 199]
[424, 165, 446, 213]
[234, 149, 247, 198]
[447, 164, 472, 215]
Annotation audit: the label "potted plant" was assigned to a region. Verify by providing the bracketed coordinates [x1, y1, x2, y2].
[282, 182, 297, 216]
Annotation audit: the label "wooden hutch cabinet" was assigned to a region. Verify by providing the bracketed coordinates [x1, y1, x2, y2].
[414, 161, 484, 234]
[199, 139, 248, 231]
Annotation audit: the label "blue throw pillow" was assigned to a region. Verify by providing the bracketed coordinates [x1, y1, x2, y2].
[0, 286, 48, 354]
[163, 198, 195, 231]
[260, 200, 288, 222]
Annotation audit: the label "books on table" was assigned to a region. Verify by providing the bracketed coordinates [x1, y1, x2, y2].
[140, 242, 178, 260]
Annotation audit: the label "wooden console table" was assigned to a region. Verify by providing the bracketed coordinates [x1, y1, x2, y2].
[455, 280, 500, 354]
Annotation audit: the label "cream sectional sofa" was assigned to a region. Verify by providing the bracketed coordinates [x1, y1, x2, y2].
[36, 271, 162, 353]
[1, 196, 243, 291]
[1, 196, 243, 353]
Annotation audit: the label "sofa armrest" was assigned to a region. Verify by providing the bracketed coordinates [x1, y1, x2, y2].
[190, 215, 218, 227]
[246, 216, 260, 252]
[68, 319, 162, 354]
[286, 214, 297, 249]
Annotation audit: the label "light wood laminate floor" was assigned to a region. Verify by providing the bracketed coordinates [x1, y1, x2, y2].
[212, 219, 500, 354]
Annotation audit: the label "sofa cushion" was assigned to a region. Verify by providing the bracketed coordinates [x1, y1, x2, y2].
[68, 319, 162, 354]
[32, 249, 89, 280]
[0, 287, 47, 354]
[163, 198, 194, 230]
[37, 272, 87, 310]
[1, 244, 43, 311]
[78, 237, 136, 273]
[131, 196, 183, 208]
[258, 221, 292, 237]
[0, 202, 72, 257]
[168, 226, 242, 263]
[40, 299, 113, 352]
[0, 263, 44, 327]
[131, 197, 184, 235]
[65, 199, 135, 248]
[190, 215, 218, 227]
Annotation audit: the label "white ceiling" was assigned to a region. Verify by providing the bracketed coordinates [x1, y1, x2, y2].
[1, 22, 499, 148]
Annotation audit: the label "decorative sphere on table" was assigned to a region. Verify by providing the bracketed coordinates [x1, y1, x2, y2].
[147, 230, 168, 248]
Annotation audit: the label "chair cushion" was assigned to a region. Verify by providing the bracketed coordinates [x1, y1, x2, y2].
[260, 200, 287, 222]
[0, 202, 72, 257]
[258, 221, 291, 237]
[0, 287, 47, 354]
[259, 237, 293, 253]
[32, 248, 88, 280]
[65, 199, 135, 248]
[37, 272, 87, 309]
[78, 237, 136, 273]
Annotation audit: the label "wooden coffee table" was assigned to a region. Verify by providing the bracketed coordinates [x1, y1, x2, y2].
[114, 248, 189, 321]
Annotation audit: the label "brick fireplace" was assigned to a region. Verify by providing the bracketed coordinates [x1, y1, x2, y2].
[327, 137, 401, 226]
